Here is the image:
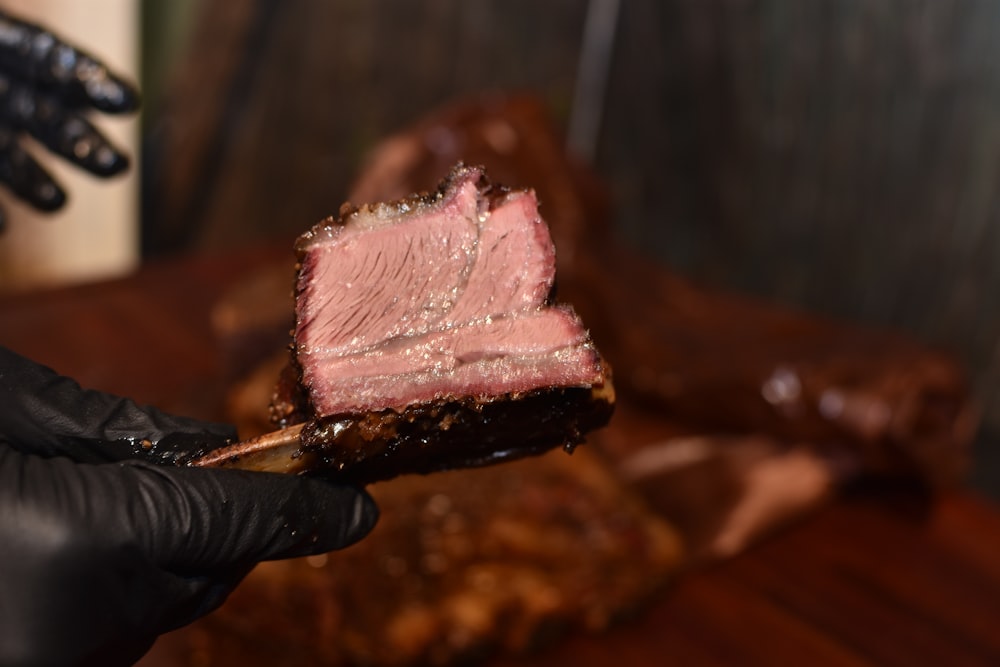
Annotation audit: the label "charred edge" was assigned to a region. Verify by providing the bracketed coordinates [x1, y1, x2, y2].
[297, 383, 614, 484]
[269, 352, 314, 429]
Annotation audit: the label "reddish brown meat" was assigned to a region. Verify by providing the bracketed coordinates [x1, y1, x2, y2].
[341, 94, 975, 486]
[175, 448, 683, 667]
[294, 164, 604, 418]
[221, 164, 615, 483]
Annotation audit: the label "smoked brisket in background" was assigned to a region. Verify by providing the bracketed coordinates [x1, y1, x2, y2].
[145, 1, 1000, 453]
[182, 448, 683, 667]
[346, 93, 976, 487]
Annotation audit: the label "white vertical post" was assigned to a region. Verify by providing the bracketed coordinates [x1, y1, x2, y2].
[0, 0, 139, 292]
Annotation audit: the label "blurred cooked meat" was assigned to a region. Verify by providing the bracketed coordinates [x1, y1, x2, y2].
[343, 93, 975, 485]
[184, 448, 683, 666]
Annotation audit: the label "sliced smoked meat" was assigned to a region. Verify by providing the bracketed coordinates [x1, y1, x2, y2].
[203, 164, 615, 483]
[294, 164, 605, 418]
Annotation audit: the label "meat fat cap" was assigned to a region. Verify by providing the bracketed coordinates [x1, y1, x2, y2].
[294, 163, 519, 254]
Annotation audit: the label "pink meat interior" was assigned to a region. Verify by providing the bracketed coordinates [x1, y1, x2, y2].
[295, 167, 603, 416]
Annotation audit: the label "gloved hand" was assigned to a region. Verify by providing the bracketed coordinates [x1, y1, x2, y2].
[0, 347, 378, 666]
[0, 9, 138, 228]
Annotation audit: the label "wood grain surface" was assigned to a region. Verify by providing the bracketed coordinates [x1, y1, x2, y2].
[2, 247, 999, 665]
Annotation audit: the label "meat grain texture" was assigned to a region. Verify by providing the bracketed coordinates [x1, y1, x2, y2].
[271, 164, 613, 482]
[295, 165, 598, 414]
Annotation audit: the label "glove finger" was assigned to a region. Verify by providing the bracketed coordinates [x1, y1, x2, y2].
[121, 462, 379, 572]
[6, 552, 229, 666]
[0, 448, 245, 665]
[32, 102, 129, 177]
[0, 74, 129, 177]
[0, 346, 235, 463]
[68, 565, 251, 665]
[140, 564, 252, 635]
[0, 10, 139, 113]
[0, 126, 64, 210]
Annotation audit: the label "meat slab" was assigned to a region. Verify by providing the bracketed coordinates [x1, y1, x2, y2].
[256, 164, 613, 482]
[178, 448, 681, 667]
[295, 164, 604, 415]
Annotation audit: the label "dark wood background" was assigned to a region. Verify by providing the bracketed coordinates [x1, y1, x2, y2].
[140, 0, 1000, 487]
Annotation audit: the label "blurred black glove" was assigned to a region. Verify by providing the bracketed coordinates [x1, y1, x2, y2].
[0, 9, 139, 228]
[0, 347, 378, 666]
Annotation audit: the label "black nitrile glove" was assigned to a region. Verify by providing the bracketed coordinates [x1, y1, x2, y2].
[0, 347, 378, 666]
[0, 10, 138, 228]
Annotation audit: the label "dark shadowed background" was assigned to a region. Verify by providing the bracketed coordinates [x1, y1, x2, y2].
[139, 0, 1000, 496]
